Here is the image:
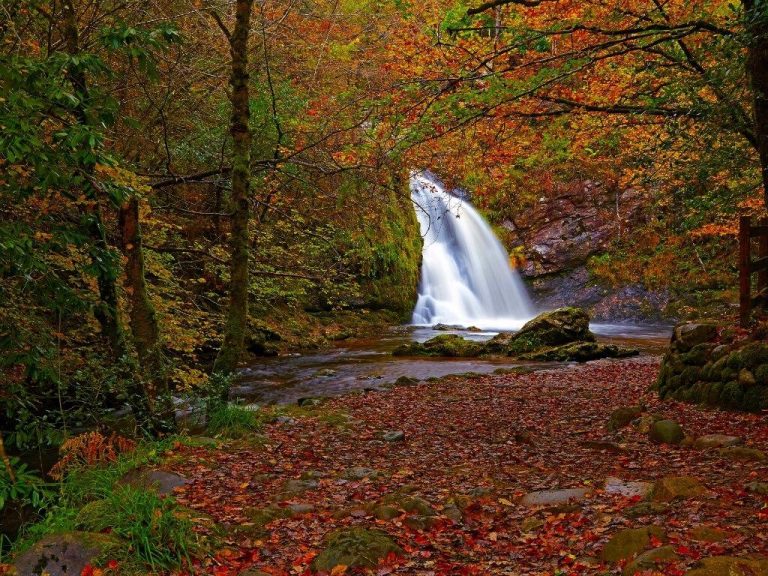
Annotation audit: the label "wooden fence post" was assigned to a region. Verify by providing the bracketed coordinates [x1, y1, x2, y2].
[740, 215, 752, 328]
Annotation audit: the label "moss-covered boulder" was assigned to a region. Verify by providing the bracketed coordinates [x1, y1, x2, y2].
[624, 545, 679, 576]
[392, 334, 483, 357]
[608, 406, 643, 432]
[504, 307, 594, 354]
[601, 526, 666, 562]
[649, 419, 685, 445]
[672, 322, 718, 352]
[717, 446, 766, 462]
[651, 476, 707, 502]
[311, 527, 402, 572]
[686, 556, 768, 576]
[519, 341, 638, 362]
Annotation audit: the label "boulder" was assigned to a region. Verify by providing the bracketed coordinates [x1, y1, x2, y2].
[607, 406, 643, 432]
[689, 526, 729, 543]
[717, 446, 766, 462]
[693, 435, 742, 450]
[651, 476, 707, 502]
[685, 556, 768, 576]
[604, 477, 653, 499]
[14, 532, 119, 576]
[505, 307, 594, 353]
[649, 419, 685, 445]
[601, 526, 666, 562]
[520, 488, 588, 507]
[624, 545, 679, 575]
[519, 341, 638, 362]
[383, 430, 405, 443]
[672, 322, 718, 352]
[311, 527, 402, 572]
[118, 469, 189, 495]
[392, 334, 483, 357]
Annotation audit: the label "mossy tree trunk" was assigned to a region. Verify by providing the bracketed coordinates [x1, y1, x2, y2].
[744, 0, 768, 209]
[213, 0, 255, 375]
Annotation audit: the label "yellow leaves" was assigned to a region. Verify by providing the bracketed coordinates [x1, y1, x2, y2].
[94, 163, 150, 194]
[330, 565, 348, 575]
[498, 497, 514, 506]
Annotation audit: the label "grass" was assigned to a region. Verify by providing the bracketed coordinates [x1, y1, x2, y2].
[207, 403, 265, 439]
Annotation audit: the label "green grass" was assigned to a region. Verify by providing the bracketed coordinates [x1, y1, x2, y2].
[207, 403, 265, 438]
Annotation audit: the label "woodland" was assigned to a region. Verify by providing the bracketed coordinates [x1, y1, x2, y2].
[2, 0, 768, 575]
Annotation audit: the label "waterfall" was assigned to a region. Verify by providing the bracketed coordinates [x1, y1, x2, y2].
[410, 172, 535, 330]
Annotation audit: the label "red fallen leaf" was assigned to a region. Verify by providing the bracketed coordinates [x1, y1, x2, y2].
[81, 565, 95, 576]
[106, 559, 119, 570]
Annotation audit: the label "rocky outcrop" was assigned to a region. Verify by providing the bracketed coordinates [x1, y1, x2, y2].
[657, 321, 768, 411]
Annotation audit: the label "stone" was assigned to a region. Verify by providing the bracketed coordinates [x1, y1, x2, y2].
[118, 469, 189, 495]
[689, 526, 729, 543]
[649, 419, 685, 445]
[624, 545, 679, 575]
[281, 478, 319, 496]
[14, 532, 119, 576]
[398, 496, 436, 516]
[311, 527, 402, 572]
[519, 341, 638, 362]
[520, 488, 588, 507]
[393, 376, 419, 387]
[746, 481, 768, 495]
[693, 434, 742, 450]
[521, 517, 545, 532]
[287, 503, 315, 515]
[343, 467, 379, 480]
[601, 526, 666, 563]
[509, 307, 594, 349]
[673, 322, 718, 352]
[604, 477, 653, 499]
[442, 504, 463, 523]
[685, 556, 768, 576]
[634, 414, 663, 434]
[297, 397, 324, 407]
[608, 406, 643, 432]
[404, 515, 440, 530]
[392, 334, 483, 357]
[626, 502, 668, 518]
[373, 505, 401, 520]
[383, 430, 405, 442]
[717, 446, 766, 461]
[651, 476, 707, 502]
[739, 368, 757, 386]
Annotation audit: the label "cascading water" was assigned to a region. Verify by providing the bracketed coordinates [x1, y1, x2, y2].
[411, 172, 535, 330]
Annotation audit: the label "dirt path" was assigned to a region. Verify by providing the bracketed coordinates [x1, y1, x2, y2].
[172, 357, 768, 575]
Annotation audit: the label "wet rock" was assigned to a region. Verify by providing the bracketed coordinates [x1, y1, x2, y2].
[315, 368, 336, 377]
[717, 446, 766, 461]
[651, 476, 707, 502]
[383, 430, 405, 442]
[689, 526, 729, 543]
[118, 469, 189, 495]
[432, 323, 465, 331]
[624, 545, 679, 575]
[685, 556, 768, 576]
[343, 467, 379, 480]
[608, 406, 643, 432]
[626, 501, 668, 518]
[519, 341, 639, 362]
[520, 488, 588, 507]
[604, 477, 653, 499]
[392, 334, 483, 357]
[311, 527, 402, 572]
[649, 419, 685, 445]
[393, 376, 419, 387]
[693, 434, 742, 450]
[506, 307, 594, 351]
[601, 526, 666, 562]
[14, 532, 119, 576]
[297, 397, 324, 407]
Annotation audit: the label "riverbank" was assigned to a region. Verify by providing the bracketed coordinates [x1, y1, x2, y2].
[164, 357, 766, 574]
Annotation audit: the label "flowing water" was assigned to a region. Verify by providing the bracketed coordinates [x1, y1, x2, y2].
[237, 172, 672, 405]
[410, 172, 535, 330]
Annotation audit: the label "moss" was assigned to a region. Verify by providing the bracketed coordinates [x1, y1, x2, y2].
[393, 334, 483, 357]
[741, 386, 768, 412]
[720, 380, 744, 408]
[311, 527, 402, 572]
[726, 352, 742, 370]
[680, 366, 701, 386]
[721, 367, 737, 382]
[680, 345, 710, 365]
[735, 342, 768, 369]
[707, 381, 724, 404]
[755, 364, 768, 385]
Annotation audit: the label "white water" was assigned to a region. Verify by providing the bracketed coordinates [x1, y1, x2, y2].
[410, 172, 535, 330]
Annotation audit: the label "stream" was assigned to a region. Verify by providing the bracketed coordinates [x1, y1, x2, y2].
[234, 324, 672, 405]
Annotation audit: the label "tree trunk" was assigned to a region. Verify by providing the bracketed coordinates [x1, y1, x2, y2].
[744, 0, 768, 208]
[62, 0, 127, 357]
[213, 0, 254, 375]
[118, 198, 166, 398]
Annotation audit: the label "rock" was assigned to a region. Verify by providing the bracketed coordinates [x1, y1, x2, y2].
[311, 527, 402, 572]
[118, 469, 189, 495]
[287, 503, 315, 515]
[746, 481, 768, 495]
[693, 434, 742, 450]
[601, 526, 666, 562]
[315, 368, 336, 377]
[739, 368, 757, 386]
[506, 307, 594, 352]
[520, 488, 588, 507]
[343, 467, 379, 480]
[392, 334, 483, 357]
[274, 416, 297, 425]
[521, 517, 545, 532]
[579, 440, 628, 453]
[634, 414, 663, 434]
[673, 322, 718, 352]
[383, 430, 405, 442]
[624, 545, 679, 575]
[280, 478, 319, 496]
[651, 476, 707, 502]
[373, 505, 401, 520]
[685, 556, 768, 576]
[608, 406, 643, 432]
[649, 419, 685, 445]
[432, 323, 465, 331]
[393, 376, 419, 387]
[14, 532, 119, 576]
[626, 502, 668, 518]
[519, 341, 639, 362]
[604, 477, 653, 499]
[442, 504, 463, 523]
[717, 446, 766, 461]
[297, 397, 324, 407]
[400, 496, 436, 516]
[689, 526, 729, 543]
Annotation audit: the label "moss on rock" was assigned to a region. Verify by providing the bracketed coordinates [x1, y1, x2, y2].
[311, 527, 402, 572]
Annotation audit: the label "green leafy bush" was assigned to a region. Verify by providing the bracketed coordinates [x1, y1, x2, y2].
[0, 457, 53, 511]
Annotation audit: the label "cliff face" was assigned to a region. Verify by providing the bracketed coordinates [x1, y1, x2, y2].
[502, 180, 672, 322]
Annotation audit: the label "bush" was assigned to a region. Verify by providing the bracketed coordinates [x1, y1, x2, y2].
[0, 457, 53, 511]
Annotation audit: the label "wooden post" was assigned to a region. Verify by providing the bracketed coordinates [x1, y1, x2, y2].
[759, 217, 768, 299]
[740, 215, 752, 328]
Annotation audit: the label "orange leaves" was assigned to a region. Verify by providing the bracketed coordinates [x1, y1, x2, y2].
[49, 431, 136, 480]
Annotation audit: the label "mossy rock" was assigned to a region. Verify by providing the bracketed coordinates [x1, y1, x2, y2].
[607, 406, 643, 432]
[504, 307, 594, 353]
[672, 322, 718, 352]
[624, 545, 679, 576]
[392, 334, 483, 357]
[689, 526, 729, 543]
[14, 532, 121, 576]
[311, 527, 402, 572]
[716, 446, 766, 462]
[736, 342, 768, 368]
[519, 341, 638, 362]
[681, 344, 712, 366]
[601, 526, 666, 562]
[651, 476, 707, 502]
[649, 419, 685, 445]
[685, 556, 768, 576]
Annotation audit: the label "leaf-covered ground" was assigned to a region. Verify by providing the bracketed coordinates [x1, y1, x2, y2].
[170, 357, 768, 575]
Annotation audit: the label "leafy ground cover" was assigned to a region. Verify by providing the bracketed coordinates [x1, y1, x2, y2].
[162, 357, 768, 575]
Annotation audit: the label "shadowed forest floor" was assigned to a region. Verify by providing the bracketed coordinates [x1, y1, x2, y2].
[168, 357, 768, 575]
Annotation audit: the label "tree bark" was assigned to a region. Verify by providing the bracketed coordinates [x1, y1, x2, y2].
[213, 0, 254, 375]
[744, 0, 768, 208]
